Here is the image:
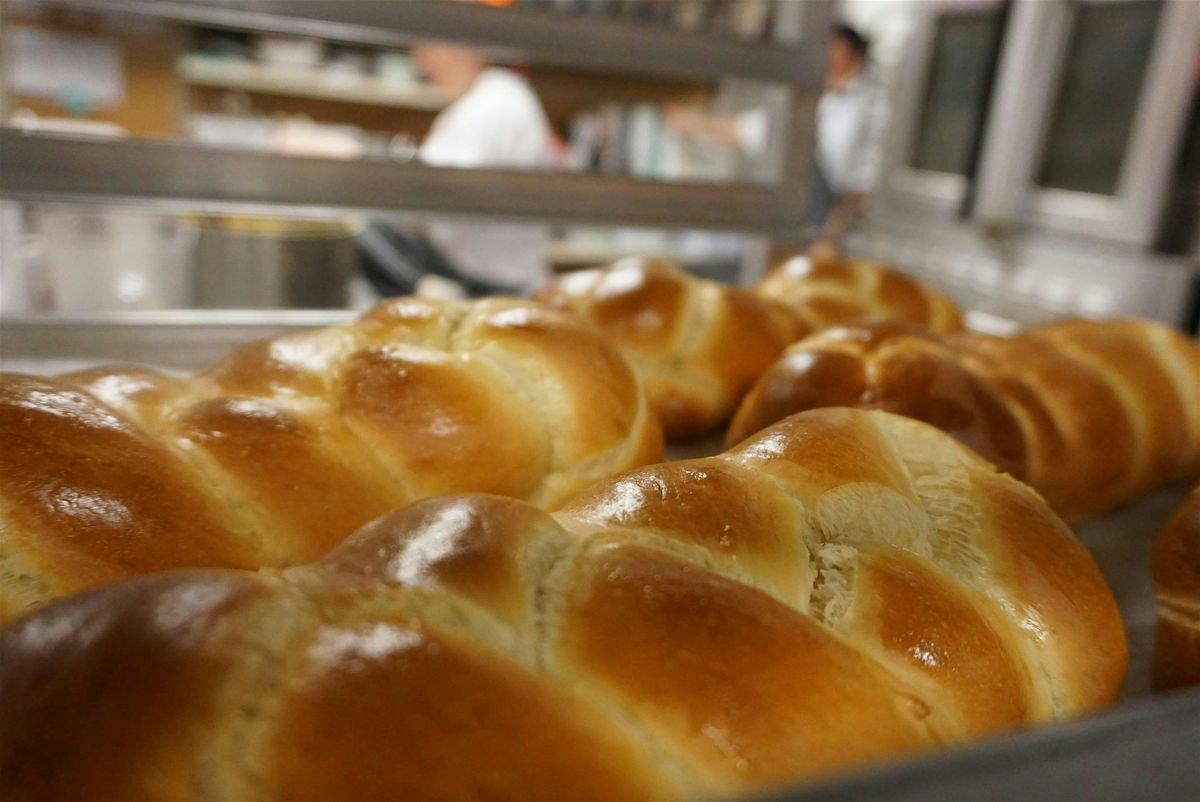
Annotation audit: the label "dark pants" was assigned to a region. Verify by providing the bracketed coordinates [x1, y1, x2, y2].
[803, 156, 840, 244]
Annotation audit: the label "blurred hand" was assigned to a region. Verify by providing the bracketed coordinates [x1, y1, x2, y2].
[664, 103, 701, 135]
[808, 239, 840, 263]
[664, 103, 743, 148]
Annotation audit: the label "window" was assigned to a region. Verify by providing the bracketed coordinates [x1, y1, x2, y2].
[1037, 0, 1163, 195]
[909, 10, 1004, 176]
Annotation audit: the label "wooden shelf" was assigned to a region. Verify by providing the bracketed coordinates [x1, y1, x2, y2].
[177, 55, 447, 111]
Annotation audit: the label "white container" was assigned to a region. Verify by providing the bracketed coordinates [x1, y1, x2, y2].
[269, 118, 366, 159]
[376, 52, 419, 85]
[37, 206, 198, 312]
[187, 113, 274, 151]
[254, 35, 323, 68]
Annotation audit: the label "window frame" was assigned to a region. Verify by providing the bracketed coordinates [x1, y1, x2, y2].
[881, 0, 1006, 217]
[886, 0, 1199, 248]
[1020, 0, 1198, 245]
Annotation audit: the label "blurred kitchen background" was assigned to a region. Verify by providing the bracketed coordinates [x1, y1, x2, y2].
[0, 0, 1197, 334]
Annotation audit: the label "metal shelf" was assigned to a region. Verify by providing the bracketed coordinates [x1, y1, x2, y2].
[0, 131, 809, 234]
[24, 0, 830, 87]
[3, 1, 825, 239]
[177, 54, 448, 110]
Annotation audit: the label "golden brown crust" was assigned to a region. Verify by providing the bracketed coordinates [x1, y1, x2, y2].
[0, 408, 1124, 799]
[60, 364, 193, 429]
[543, 258, 690, 357]
[757, 256, 965, 335]
[268, 619, 680, 801]
[841, 547, 1034, 738]
[1154, 484, 1200, 690]
[172, 396, 406, 563]
[539, 257, 964, 440]
[0, 375, 261, 606]
[729, 319, 1200, 520]
[0, 571, 271, 802]
[966, 467, 1127, 711]
[725, 347, 872, 447]
[311, 496, 563, 641]
[334, 344, 551, 499]
[561, 459, 812, 606]
[951, 333, 1137, 517]
[538, 258, 802, 439]
[463, 301, 648, 473]
[555, 542, 935, 790]
[198, 326, 359, 398]
[0, 296, 663, 622]
[727, 324, 1028, 479]
[1030, 320, 1200, 486]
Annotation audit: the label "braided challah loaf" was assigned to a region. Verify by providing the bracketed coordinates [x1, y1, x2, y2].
[0, 296, 662, 624]
[0, 408, 1125, 800]
[757, 254, 965, 335]
[728, 319, 1200, 521]
[1155, 482, 1200, 690]
[538, 258, 803, 439]
[538, 256, 964, 440]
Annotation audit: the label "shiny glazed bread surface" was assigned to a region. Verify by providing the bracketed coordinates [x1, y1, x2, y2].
[0, 409, 1126, 801]
[1155, 483, 1200, 689]
[728, 318, 1200, 520]
[0, 296, 662, 624]
[538, 256, 963, 440]
[538, 258, 803, 439]
[756, 255, 965, 336]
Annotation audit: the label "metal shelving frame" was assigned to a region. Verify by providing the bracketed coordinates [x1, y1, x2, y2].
[0, 129, 809, 234]
[32, 0, 825, 84]
[0, 0, 833, 237]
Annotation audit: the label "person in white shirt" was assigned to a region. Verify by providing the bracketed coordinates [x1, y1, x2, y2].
[663, 23, 887, 262]
[410, 42, 555, 293]
[807, 23, 888, 262]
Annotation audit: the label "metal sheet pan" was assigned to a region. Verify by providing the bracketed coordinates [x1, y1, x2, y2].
[0, 308, 1022, 376]
[0, 310, 356, 375]
[768, 682, 1200, 802]
[4, 314, 1199, 800]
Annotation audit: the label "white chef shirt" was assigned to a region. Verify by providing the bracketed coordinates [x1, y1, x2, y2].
[815, 74, 889, 197]
[419, 67, 554, 293]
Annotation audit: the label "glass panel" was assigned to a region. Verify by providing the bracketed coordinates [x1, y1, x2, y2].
[1037, 0, 1162, 195]
[910, 10, 1004, 176]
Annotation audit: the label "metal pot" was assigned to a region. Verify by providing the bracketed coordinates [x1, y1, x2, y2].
[193, 216, 357, 309]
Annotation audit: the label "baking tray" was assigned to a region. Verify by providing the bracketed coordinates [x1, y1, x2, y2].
[0, 310, 356, 375]
[4, 313, 1199, 800]
[0, 308, 1021, 374]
